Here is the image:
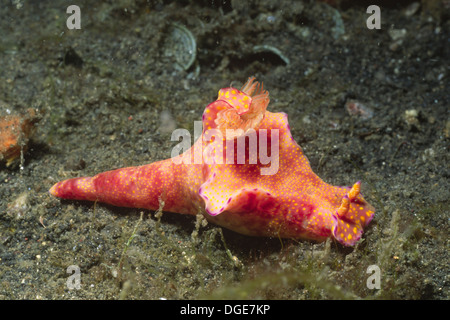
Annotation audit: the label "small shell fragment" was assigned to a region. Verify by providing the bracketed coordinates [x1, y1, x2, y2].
[164, 23, 197, 71]
[252, 45, 290, 65]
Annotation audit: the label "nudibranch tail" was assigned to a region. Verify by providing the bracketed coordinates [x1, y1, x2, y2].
[332, 181, 375, 246]
[50, 176, 97, 201]
[49, 159, 195, 214]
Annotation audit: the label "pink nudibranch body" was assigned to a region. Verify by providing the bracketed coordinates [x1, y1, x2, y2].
[50, 77, 375, 246]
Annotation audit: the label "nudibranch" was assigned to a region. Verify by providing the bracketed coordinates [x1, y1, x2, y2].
[50, 77, 375, 246]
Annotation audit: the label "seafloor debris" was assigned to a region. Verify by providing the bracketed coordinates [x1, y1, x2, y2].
[345, 100, 374, 120]
[404, 109, 420, 129]
[157, 109, 177, 134]
[0, 106, 41, 167]
[6, 191, 28, 219]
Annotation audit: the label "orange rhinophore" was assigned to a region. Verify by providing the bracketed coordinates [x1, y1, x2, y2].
[50, 77, 375, 246]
